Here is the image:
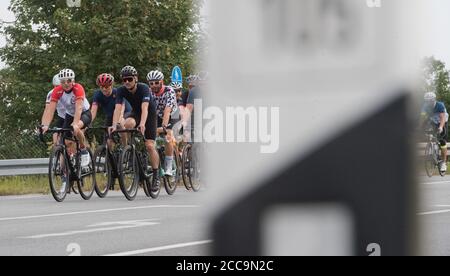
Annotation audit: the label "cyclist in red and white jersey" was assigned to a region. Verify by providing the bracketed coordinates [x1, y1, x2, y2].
[41, 69, 92, 166]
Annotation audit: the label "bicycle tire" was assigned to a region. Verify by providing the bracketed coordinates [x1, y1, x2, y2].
[164, 149, 178, 196]
[94, 145, 112, 198]
[425, 143, 437, 177]
[145, 172, 161, 199]
[181, 144, 192, 191]
[185, 144, 201, 192]
[140, 151, 154, 198]
[118, 145, 139, 201]
[49, 146, 69, 202]
[78, 148, 96, 200]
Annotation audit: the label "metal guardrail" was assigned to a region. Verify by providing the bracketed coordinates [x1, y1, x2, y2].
[0, 143, 449, 177]
[0, 159, 48, 176]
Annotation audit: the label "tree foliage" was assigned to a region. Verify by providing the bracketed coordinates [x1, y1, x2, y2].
[421, 56, 450, 105]
[0, 0, 203, 158]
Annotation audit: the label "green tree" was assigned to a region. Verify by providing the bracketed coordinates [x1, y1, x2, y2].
[421, 56, 450, 105]
[0, 0, 203, 158]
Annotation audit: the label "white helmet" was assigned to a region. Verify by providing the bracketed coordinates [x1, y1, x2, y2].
[147, 70, 164, 82]
[52, 74, 61, 86]
[424, 92, 437, 102]
[58, 69, 75, 80]
[170, 82, 183, 89]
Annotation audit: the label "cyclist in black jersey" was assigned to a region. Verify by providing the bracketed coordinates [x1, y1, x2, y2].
[109, 66, 160, 192]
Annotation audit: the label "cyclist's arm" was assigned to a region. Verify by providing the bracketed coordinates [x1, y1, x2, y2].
[179, 105, 186, 124]
[72, 98, 83, 126]
[163, 107, 172, 127]
[120, 104, 126, 122]
[439, 113, 446, 130]
[112, 104, 123, 127]
[184, 104, 193, 125]
[41, 103, 50, 124]
[42, 101, 57, 127]
[91, 104, 98, 123]
[71, 85, 86, 127]
[140, 102, 149, 127]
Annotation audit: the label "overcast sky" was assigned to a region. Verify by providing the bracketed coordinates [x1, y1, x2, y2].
[0, 0, 14, 68]
[1, 0, 450, 68]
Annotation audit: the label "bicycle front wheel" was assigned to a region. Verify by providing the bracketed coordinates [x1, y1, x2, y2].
[425, 143, 437, 178]
[49, 146, 69, 202]
[78, 148, 96, 200]
[94, 145, 112, 198]
[119, 146, 139, 201]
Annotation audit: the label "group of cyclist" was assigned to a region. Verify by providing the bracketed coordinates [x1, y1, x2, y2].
[40, 66, 203, 194]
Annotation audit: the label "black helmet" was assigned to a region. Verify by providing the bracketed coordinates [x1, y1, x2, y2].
[120, 66, 138, 78]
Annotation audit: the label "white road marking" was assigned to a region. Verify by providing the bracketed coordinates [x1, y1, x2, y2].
[104, 240, 213, 256]
[418, 209, 450, 216]
[0, 205, 200, 222]
[21, 220, 160, 239]
[0, 195, 45, 201]
[421, 180, 450, 186]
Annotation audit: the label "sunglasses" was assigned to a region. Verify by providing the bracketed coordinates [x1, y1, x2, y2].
[149, 81, 161, 86]
[122, 77, 134, 83]
[100, 85, 112, 89]
[61, 79, 73, 84]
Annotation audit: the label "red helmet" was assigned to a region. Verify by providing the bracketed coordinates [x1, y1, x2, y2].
[96, 73, 114, 87]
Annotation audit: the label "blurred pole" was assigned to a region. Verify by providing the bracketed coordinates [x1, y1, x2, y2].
[206, 0, 429, 256]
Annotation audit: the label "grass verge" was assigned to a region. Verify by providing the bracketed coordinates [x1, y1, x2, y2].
[0, 175, 49, 196]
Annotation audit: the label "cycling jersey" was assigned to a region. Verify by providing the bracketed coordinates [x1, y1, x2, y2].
[178, 89, 190, 107]
[422, 101, 449, 125]
[116, 83, 153, 115]
[152, 85, 177, 119]
[51, 84, 90, 117]
[92, 88, 132, 119]
[46, 90, 66, 119]
[116, 83, 158, 140]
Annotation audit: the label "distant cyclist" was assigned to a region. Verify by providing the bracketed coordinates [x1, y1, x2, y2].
[147, 70, 178, 176]
[172, 82, 188, 118]
[109, 66, 160, 192]
[184, 72, 209, 142]
[41, 69, 92, 168]
[421, 92, 449, 172]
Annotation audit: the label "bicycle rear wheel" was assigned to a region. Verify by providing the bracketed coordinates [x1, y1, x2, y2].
[164, 150, 178, 196]
[139, 151, 154, 198]
[78, 148, 96, 200]
[119, 145, 139, 201]
[94, 145, 112, 198]
[425, 143, 437, 177]
[49, 146, 69, 202]
[144, 172, 161, 199]
[185, 144, 201, 192]
[181, 144, 192, 191]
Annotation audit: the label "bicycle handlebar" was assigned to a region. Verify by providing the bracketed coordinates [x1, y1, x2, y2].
[38, 126, 76, 144]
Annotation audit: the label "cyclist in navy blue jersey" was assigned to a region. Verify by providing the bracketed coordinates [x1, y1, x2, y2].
[109, 66, 160, 192]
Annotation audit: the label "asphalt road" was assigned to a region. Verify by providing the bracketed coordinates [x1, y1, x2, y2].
[419, 175, 450, 256]
[1, 176, 450, 256]
[0, 189, 211, 256]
